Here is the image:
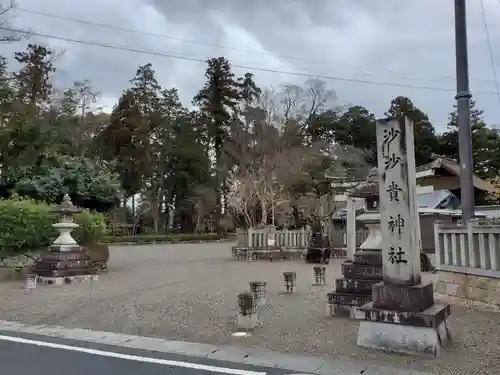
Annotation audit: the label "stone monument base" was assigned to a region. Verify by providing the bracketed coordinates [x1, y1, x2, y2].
[38, 274, 99, 286]
[357, 302, 451, 356]
[35, 245, 96, 279]
[328, 250, 383, 319]
[327, 292, 372, 319]
[372, 281, 435, 312]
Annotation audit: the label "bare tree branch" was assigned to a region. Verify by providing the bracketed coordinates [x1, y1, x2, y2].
[0, 1, 29, 43]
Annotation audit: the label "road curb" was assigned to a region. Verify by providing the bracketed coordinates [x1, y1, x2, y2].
[0, 320, 432, 375]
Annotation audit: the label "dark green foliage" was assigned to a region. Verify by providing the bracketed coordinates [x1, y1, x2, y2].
[386, 96, 439, 166]
[438, 100, 500, 180]
[0, 199, 107, 254]
[1, 41, 499, 239]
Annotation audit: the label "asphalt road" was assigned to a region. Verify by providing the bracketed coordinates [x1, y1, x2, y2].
[0, 332, 293, 375]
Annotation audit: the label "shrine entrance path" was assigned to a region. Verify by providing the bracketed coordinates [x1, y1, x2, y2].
[0, 243, 496, 375]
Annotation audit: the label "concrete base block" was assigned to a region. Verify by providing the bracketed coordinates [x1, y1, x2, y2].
[326, 303, 365, 319]
[372, 281, 435, 312]
[357, 319, 451, 356]
[37, 274, 98, 286]
[312, 279, 326, 286]
[236, 312, 258, 330]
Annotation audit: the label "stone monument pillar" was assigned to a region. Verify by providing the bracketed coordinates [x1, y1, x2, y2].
[357, 117, 451, 356]
[327, 169, 383, 318]
[35, 193, 97, 285]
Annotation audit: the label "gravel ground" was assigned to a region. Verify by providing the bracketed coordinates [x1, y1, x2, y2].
[0, 243, 498, 375]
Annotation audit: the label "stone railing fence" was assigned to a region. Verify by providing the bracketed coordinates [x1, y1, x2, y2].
[327, 228, 370, 248]
[236, 227, 310, 249]
[434, 219, 500, 275]
[236, 227, 370, 250]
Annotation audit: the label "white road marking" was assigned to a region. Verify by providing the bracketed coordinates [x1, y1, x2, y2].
[0, 334, 266, 375]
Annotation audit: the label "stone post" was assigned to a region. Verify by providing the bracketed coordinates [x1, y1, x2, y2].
[312, 266, 326, 285]
[346, 197, 356, 262]
[357, 117, 451, 356]
[283, 272, 296, 293]
[248, 228, 254, 248]
[433, 220, 444, 270]
[249, 281, 267, 307]
[236, 292, 258, 330]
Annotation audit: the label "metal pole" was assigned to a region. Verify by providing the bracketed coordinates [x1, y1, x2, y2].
[454, 0, 475, 221]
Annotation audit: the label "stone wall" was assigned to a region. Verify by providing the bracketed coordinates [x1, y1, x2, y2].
[435, 270, 500, 312]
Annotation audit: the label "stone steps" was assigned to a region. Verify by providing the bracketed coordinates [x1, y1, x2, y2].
[328, 249, 383, 318]
[335, 278, 380, 294]
[327, 292, 372, 307]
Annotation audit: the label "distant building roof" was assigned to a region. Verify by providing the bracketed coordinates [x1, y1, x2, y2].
[416, 155, 498, 194]
[333, 189, 461, 218]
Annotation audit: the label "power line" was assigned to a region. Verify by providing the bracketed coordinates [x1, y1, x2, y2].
[482, 0, 500, 107]
[14, 6, 499, 86]
[2, 26, 499, 96]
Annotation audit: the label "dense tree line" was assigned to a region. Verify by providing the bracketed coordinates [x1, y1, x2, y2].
[1, 44, 500, 233]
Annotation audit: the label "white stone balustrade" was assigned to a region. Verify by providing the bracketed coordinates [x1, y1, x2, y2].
[329, 228, 370, 248]
[434, 219, 500, 277]
[236, 227, 310, 249]
[236, 226, 370, 251]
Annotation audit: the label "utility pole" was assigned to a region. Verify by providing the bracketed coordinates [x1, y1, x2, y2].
[454, 0, 475, 221]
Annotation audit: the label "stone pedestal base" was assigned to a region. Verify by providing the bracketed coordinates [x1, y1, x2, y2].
[326, 301, 365, 319]
[38, 274, 98, 285]
[357, 302, 451, 356]
[372, 281, 435, 312]
[327, 292, 372, 317]
[328, 250, 383, 318]
[236, 312, 258, 330]
[35, 246, 96, 278]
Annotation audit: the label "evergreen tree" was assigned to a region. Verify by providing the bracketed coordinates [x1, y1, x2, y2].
[386, 96, 439, 167]
[193, 57, 239, 229]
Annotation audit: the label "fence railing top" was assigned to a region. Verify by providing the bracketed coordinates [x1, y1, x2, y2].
[434, 219, 500, 233]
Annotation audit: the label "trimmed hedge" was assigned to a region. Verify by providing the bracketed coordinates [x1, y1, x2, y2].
[0, 199, 107, 254]
[102, 233, 229, 244]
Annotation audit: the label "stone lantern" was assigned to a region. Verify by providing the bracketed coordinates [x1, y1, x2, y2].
[35, 194, 96, 284]
[350, 167, 382, 250]
[327, 167, 383, 318]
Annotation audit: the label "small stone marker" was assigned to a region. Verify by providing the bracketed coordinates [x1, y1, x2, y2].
[236, 292, 258, 330]
[312, 266, 326, 285]
[24, 274, 37, 290]
[356, 116, 451, 356]
[283, 272, 296, 293]
[249, 281, 267, 307]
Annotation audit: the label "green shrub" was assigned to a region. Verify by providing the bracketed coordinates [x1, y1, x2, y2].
[102, 233, 228, 244]
[0, 199, 108, 254]
[73, 210, 108, 245]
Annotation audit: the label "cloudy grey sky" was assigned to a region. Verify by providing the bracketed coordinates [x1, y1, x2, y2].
[2, 0, 500, 131]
